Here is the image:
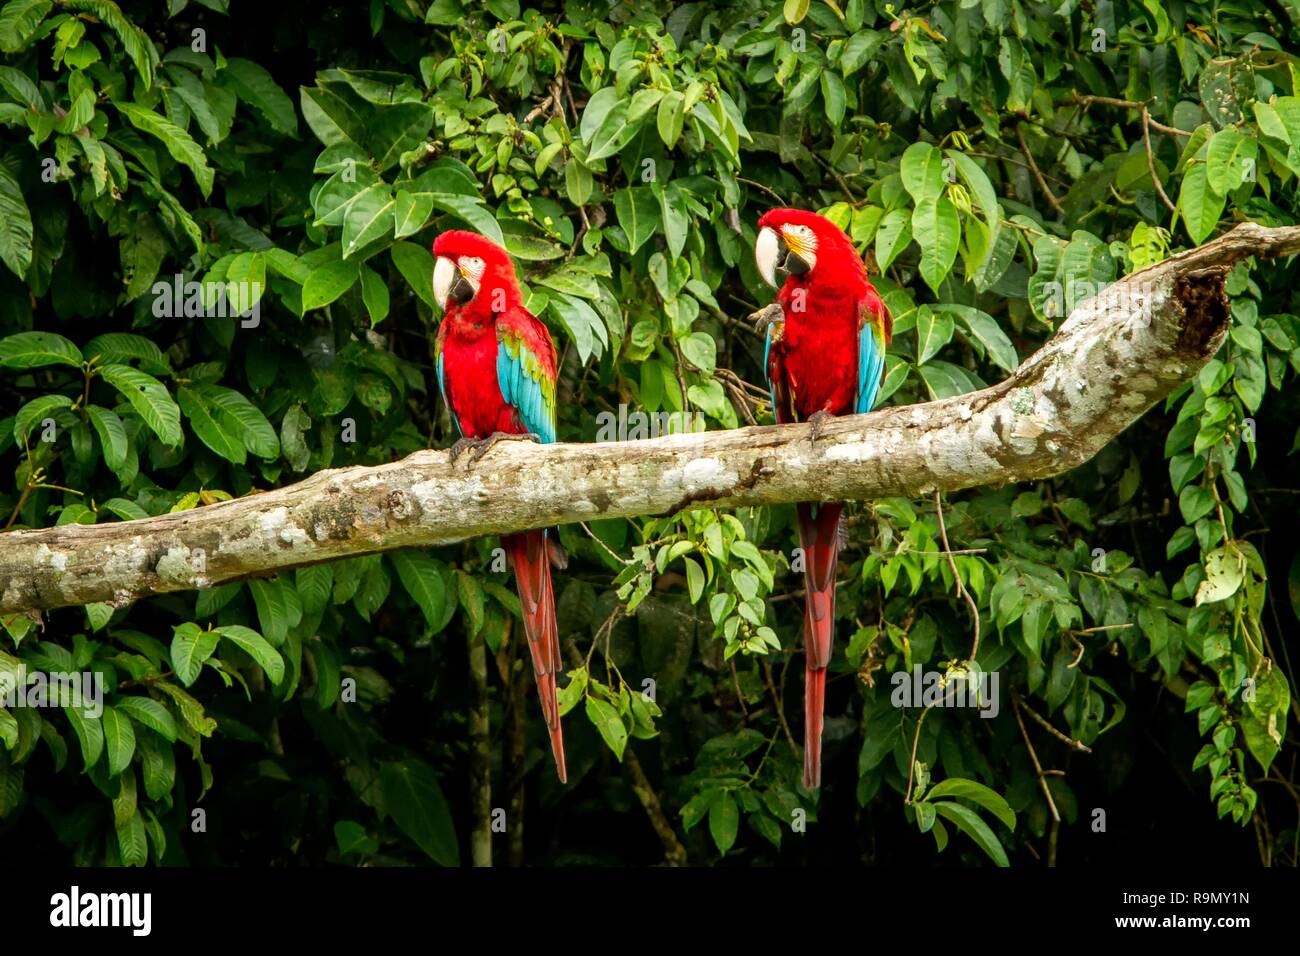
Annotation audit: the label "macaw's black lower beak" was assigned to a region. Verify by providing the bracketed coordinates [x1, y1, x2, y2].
[775, 234, 811, 277]
[449, 271, 476, 305]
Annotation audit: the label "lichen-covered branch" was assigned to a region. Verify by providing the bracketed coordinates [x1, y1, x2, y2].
[2, 223, 1297, 616]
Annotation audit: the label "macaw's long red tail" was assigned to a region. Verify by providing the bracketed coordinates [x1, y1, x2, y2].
[504, 530, 567, 783]
[796, 502, 844, 790]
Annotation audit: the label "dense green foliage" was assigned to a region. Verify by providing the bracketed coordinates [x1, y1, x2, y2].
[1, 0, 1298, 866]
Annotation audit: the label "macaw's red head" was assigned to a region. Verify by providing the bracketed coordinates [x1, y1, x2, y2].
[431, 230, 521, 316]
[755, 208, 869, 292]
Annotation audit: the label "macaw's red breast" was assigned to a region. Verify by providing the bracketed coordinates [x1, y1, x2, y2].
[774, 284, 862, 420]
[439, 318, 515, 440]
[438, 303, 557, 440]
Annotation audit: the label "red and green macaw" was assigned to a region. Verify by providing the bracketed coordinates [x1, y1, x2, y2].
[432, 230, 567, 783]
[754, 208, 893, 789]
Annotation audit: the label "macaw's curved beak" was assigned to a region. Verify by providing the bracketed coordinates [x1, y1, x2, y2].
[432, 256, 479, 310]
[778, 239, 811, 277]
[755, 226, 813, 287]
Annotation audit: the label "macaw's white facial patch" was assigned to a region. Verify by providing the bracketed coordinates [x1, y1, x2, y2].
[458, 255, 486, 284]
[433, 256, 457, 310]
[755, 226, 779, 287]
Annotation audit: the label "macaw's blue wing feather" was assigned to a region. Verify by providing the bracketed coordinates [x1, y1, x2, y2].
[497, 326, 557, 444]
[855, 304, 887, 415]
[763, 321, 780, 421]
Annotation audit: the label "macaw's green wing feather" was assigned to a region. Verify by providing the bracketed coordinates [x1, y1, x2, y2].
[855, 298, 888, 415]
[496, 319, 557, 444]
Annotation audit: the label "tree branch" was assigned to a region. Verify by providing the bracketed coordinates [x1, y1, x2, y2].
[2, 224, 1298, 616]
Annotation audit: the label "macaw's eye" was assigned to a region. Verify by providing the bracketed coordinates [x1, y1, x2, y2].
[459, 256, 486, 280]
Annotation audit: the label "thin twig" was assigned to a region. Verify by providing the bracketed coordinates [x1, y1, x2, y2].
[1012, 694, 1061, 865]
[1016, 123, 1065, 217]
[1016, 694, 1093, 753]
[761, 657, 798, 756]
[903, 708, 931, 805]
[1140, 104, 1178, 214]
[580, 521, 632, 565]
[1070, 93, 1193, 137]
[739, 176, 785, 203]
[730, 658, 750, 718]
[933, 491, 981, 661]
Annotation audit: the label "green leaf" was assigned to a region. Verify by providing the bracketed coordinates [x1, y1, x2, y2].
[116, 809, 148, 866]
[0, 0, 51, 53]
[64, 0, 157, 88]
[99, 364, 183, 446]
[118, 103, 215, 197]
[932, 800, 1009, 866]
[392, 190, 434, 239]
[455, 570, 485, 636]
[367, 101, 434, 170]
[13, 394, 73, 443]
[946, 149, 1002, 229]
[86, 405, 128, 470]
[1241, 668, 1290, 772]
[679, 332, 716, 373]
[177, 386, 245, 463]
[0, 163, 33, 278]
[196, 385, 279, 458]
[585, 696, 628, 760]
[1179, 485, 1216, 523]
[708, 789, 739, 853]
[302, 257, 360, 310]
[84, 333, 169, 374]
[63, 705, 103, 771]
[1178, 163, 1225, 245]
[656, 90, 686, 148]
[247, 579, 294, 646]
[900, 142, 945, 203]
[359, 264, 391, 326]
[820, 70, 845, 125]
[390, 241, 435, 307]
[301, 83, 367, 146]
[170, 622, 218, 686]
[548, 292, 608, 365]
[613, 187, 661, 255]
[341, 183, 395, 257]
[914, 306, 954, 364]
[426, 194, 503, 245]
[911, 196, 960, 293]
[945, 305, 1019, 371]
[923, 778, 1016, 830]
[1196, 546, 1246, 605]
[586, 101, 643, 161]
[875, 208, 912, 270]
[389, 550, 447, 628]
[782, 0, 810, 25]
[1206, 128, 1257, 195]
[222, 57, 297, 135]
[579, 86, 620, 142]
[101, 706, 137, 777]
[217, 624, 286, 685]
[115, 697, 178, 742]
[0, 331, 82, 369]
[380, 759, 459, 865]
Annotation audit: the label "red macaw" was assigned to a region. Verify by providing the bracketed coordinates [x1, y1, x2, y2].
[431, 230, 567, 783]
[754, 209, 893, 789]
